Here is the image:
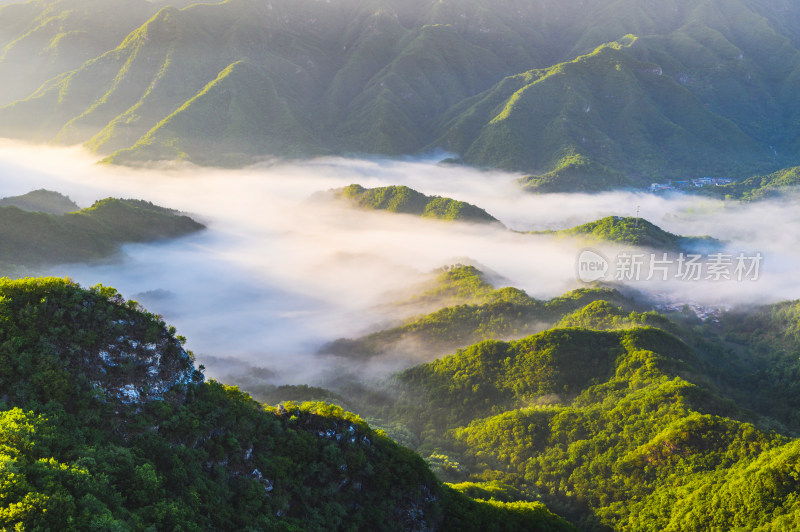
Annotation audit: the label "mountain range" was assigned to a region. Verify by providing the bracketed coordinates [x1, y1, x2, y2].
[232, 262, 800, 530]
[2, 0, 800, 189]
[12, 267, 800, 530]
[0, 276, 575, 530]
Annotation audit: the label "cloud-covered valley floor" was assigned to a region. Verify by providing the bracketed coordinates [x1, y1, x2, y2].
[1, 140, 797, 384]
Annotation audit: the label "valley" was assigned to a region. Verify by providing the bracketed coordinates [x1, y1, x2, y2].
[1, 145, 800, 529]
[2, 0, 800, 529]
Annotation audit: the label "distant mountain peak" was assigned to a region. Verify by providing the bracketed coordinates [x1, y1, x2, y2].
[324, 183, 503, 224]
[0, 189, 79, 214]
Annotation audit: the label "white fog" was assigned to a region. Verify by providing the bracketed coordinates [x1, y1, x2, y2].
[0, 139, 797, 384]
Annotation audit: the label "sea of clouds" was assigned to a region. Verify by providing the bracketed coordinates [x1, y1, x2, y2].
[1, 140, 796, 384]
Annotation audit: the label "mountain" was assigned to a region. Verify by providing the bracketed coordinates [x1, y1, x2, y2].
[398, 265, 501, 309]
[0, 0, 162, 107]
[0, 276, 575, 530]
[539, 215, 719, 250]
[2, 0, 800, 189]
[552, 216, 683, 248]
[321, 265, 632, 361]
[324, 184, 501, 224]
[285, 265, 800, 529]
[336, 290, 800, 529]
[705, 165, 800, 200]
[432, 37, 767, 190]
[0, 188, 78, 214]
[0, 197, 204, 267]
[8, 277, 800, 529]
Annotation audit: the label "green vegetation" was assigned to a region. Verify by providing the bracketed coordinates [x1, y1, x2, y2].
[0, 277, 574, 530]
[0, 197, 204, 267]
[307, 267, 800, 530]
[399, 265, 499, 309]
[552, 216, 682, 248]
[322, 266, 632, 360]
[705, 166, 800, 200]
[519, 156, 631, 193]
[347, 304, 800, 530]
[534, 216, 720, 251]
[0, 0, 160, 108]
[5, 270, 800, 529]
[1, 0, 799, 187]
[330, 184, 500, 224]
[0, 189, 78, 214]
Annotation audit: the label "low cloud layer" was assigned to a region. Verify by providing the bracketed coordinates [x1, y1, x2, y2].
[1, 139, 797, 384]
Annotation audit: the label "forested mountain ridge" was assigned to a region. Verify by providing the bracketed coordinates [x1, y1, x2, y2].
[1, 0, 800, 188]
[240, 262, 800, 530]
[334, 290, 800, 530]
[0, 188, 78, 214]
[0, 195, 205, 267]
[321, 269, 634, 362]
[705, 165, 800, 200]
[0, 277, 575, 530]
[537, 216, 720, 251]
[7, 274, 800, 529]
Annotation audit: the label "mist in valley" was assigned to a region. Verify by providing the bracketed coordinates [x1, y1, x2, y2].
[0, 139, 797, 387]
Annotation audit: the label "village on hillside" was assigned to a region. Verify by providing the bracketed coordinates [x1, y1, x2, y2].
[648, 177, 734, 192]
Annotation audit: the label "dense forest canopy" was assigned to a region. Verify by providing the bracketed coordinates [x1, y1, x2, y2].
[3, 0, 800, 529]
[0, 277, 574, 531]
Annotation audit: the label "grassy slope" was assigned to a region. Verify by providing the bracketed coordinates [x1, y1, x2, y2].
[0, 0, 798, 186]
[432, 38, 767, 190]
[0, 197, 204, 266]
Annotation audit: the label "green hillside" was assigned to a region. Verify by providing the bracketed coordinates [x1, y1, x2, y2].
[531, 215, 720, 251]
[433, 38, 768, 190]
[1, 0, 800, 187]
[322, 264, 631, 360]
[705, 165, 800, 200]
[0, 0, 160, 107]
[398, 265, 499, 309]
[336, 294, 800, 530]
[559, 216, 682, 248]
[329, 184, 501, 224]
[5, 276, 800, 529]
[0, 276, 575, 530]
[551, 215, 682, 248]
[0, 197, 204, 267]
[289, 264, 800, 529]
[102, 60, 323, 166]
[0, 189, 78, 214]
